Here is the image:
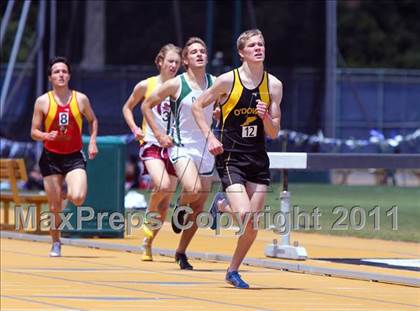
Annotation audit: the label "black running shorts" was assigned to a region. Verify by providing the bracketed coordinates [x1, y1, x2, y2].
[215, 151, 270, 191]
[39, 149, 86, 177]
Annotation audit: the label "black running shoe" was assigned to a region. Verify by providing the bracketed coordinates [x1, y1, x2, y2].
[175, 252, 193, 270]
[171, 200, 187, 234]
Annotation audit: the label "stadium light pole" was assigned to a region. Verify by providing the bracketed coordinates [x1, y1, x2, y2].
[81, 1, 105, 70]
[232, 0, 241, 67]
[246, 0, 257, 28]
[0, 0, 16, 47]
[36, 0, 47, 97]
[49, 0, 57, 59]
[173, 0, 183, 48]
[0, 0, 31, 118]
[205, 0, 214, 65]
[325, 0, 337, 138]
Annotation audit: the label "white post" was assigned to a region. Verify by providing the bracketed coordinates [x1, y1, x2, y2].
[265, 167, 308, 260]
[280, 190, 291, 246]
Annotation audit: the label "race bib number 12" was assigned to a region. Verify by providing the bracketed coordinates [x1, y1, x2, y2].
[242, 125, 257, 138]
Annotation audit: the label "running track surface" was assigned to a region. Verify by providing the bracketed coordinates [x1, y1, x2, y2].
[2, 224, 419, 310]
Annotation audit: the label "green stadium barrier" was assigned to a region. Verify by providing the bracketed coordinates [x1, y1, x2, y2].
[62, 136, 126, 238]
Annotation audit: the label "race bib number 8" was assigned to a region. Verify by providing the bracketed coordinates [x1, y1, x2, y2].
[242, 125, 257, 138]
[59, 112, 69, 126]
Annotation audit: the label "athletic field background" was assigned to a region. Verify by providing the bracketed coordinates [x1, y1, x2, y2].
[3, 182, 418, 243]
[139, 182, 420, 243]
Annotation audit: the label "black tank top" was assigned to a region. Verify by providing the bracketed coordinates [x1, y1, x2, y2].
[217, 68, 270, 153]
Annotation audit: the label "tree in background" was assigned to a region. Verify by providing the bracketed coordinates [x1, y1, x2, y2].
[2, 1, 419, 69]
[338, 0, 420, 68]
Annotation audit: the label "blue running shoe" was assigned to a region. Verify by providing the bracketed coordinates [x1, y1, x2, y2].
[49, 241, 61, 257]
[225, 270, 249, 289]
[209, 192, 226, 230]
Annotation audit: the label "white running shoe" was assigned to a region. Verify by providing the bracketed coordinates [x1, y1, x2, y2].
[49, 242, 61, 257]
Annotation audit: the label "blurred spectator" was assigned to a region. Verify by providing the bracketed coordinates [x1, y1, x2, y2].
[211, 51, 225, 76]
[25, 166, 45, 191]
[1, 138, 44, 191]
[125, 155, 141, 190]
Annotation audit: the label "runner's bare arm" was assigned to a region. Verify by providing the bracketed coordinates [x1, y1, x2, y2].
[192, 72, 233, 155]
[256, 75, 282, 139]
[78, 92, 98, 159]
[30, 95, 58, 141]
[122, 80, 148, 140]
[141, 78, 179, 147]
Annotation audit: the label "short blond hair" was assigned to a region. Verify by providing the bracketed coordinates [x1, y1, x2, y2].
[236, 29, 265, 51]
[182, 37, 207, 70]
[154, 43, 181, 71]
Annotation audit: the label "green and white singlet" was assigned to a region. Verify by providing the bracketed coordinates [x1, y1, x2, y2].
[169, 73, 215, 175]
